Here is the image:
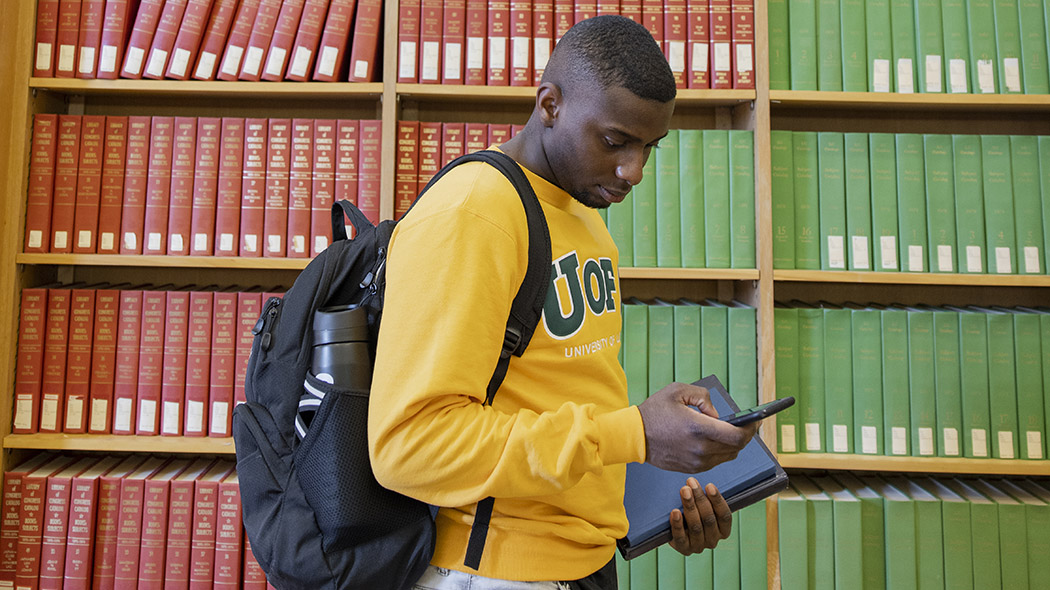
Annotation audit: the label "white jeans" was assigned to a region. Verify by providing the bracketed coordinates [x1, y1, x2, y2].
[412, 566, 570, 590]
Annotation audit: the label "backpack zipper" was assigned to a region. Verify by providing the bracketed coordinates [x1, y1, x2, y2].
[252, 297, 282, 351]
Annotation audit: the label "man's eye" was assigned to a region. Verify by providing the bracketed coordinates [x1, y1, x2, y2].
[604, 137, 624, 148]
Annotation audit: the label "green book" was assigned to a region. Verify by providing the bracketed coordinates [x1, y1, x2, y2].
[951, 135, 987, 273]
[771, 130, 796, 269]
[831, 474, 886, 589]
[769, 0, 791, 90]
[655, 129, 682, 268]
[727, 301, 757, 408]
[881, 307, 911, 456]
[794, 132, 821, 270]
[866, 0, 895, 92]
[967, 0, 998, 93]
[895, 133, 928, 272]
[992, 0, 1024, 93]
[999, 480, 1050, 590]
[914, 0, 945, 92]
[822, 304, 853, 454]
[915, 478, 974, 590]
[981, 134, 1017, 274]
[890, 0, 918, 93]
[929, 307, 963, 457]
[797, 304, 826, 452]
[951, 307, 991, 458]
[1017, 0, 1050, 93]
[673, 302, 702, 384]
[607, 199, 634, 267]
[777, 486, 810, 589]
[817, 0, 843, 90]
[685, 550, 713, 590]
[941, 0, 971, 93]
[840, 0, 868, 91]
[1005, 309, 1044, 460]
[738, 501, 768, 590]
[788, 0, 818, 90]
[974, 307, 1020, 459]
[729, 130, 755, 269]
[1010, 135, 1044, 274]
[632, 156, 658, 267]
[1042, 311, 1050, 461]
[700, 300, 729, 388]
[792, 477, 835, 590]
[812, 477, 863, 590]
[886, 478, 945, 590]
[630, 551, 658, 589]
[775, 305, 801, 453]
[679, 129, 705, 268]
[1042, 138, 1050, 268]
[647, 302, 674, 396]
[971, 481, 1028, 590]
[622, 300, 649, 408]
[943, 479, 1002, 590]
[844, 133, 872, 271]
[923, 134, 957, 273]
[711, 516, 740, 590]
[868, 133, 900, 271]
[864, 477, 917, 588]
[818, 132, 847, 270]
[703, 130, 730, 269]
[905, 307, 937, 456]
[616, 554, 630, 590]
[657, 545, 686, 590]
[850, 306, 883, 455]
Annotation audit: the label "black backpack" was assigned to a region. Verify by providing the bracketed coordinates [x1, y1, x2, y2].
[233, 150, 552, 590]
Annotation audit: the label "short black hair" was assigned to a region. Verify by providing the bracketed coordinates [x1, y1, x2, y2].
[543, 15, 676, 103]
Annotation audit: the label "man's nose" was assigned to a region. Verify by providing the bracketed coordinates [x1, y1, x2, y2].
[616, 149, 647, 186]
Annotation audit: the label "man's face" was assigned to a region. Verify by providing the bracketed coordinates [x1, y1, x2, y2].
[542, 83, 674, 209]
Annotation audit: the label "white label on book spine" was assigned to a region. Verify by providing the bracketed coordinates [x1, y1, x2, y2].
[924, 55, 942, 92]
[243, 46, 264, 76]
[861, 426, 877, 454]
[317, 46, 337, 77]
[832, 424, 848, 452]
[211, 401, 230, 435]
[937, 245, 953, 272]
[736, 43, 753, 73]
[292, 235, 305, 254]
[194, 233, 208, 252]
[668, 40, 685, 74]
[147, 232, 162, 252]
[995, 247, 1012, 273]
[445, 43, 462, 79]
[169, 48, 191, 77]
[880, 236, 897, 269]
[908, 244, 924, 271]
[100, 45, 118, 73]
[353, 60, 368, 79]
[781, 424, 796, 453]
[219, 233, 234, 252]
[949, 59, 967, 92]
[1004, 57, 1021, 92]
[1027, 431, 1043, 459]
[966, 245, 983, 272]
[186, 400, 205, 433]
[139, 399, 157, 432]
[897, 58, 914, 93]
[290, 47, 312, 77]
[467, 37, 484, 69]
[244, 234, 258, 252]
[28, 230, 42, 249]
[422, 41, 440, 81]
[90, 399, 108, 432]
[971, 428, 988, 457]
[399, 41, 416, 78]
[36, 43, 52, 70]
[222, 46, 244, 76]
[489, 37, 507, 70]
[714, 42, 730, 72]
[1023, 246, 1040, 273]
[534, 40, 550, 74]
[918, 427, 934, 455]
[943, 428, 959, 456]
[53, 230, 68, 250]
[827, 235, 845, 268]
[145, 49, 168, 77]
[125, 46, 145, 75]
[891, 427, 907, 455]
[692, 43, 709, 73]
[805, 422, 821, 451]
[997, 431, 1015, 458]
[78, 230, 92, 249]
[58, 44, 76, 72]
[265, 47, 287, 77]
[873, 59, 890, 92]
[977, 60, 995, 93]
[313, 235, 327, 254]
[851, 236, 869, 269]
[79, 47, 96, 74]
[41, 395, 59, 430]
[124, 232, 137, 250]
[13, 399, 31, 430]
[115, 397, 133, 432]
[267, 234, 282, 253]
[512, 37, 529, 69]
[162, 401, 180, 434]
[195, 51, 217, 78]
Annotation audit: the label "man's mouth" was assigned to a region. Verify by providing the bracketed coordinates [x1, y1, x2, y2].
[598, 185, 627, 204]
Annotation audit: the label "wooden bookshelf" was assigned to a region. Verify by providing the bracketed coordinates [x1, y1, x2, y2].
[28, 78, 385, 99]
[779, 453, 1050, 477]
[774, 269, 1050, 287]
[770, 90, 1050, 112]
[4, 433, 236, 454]
[16, 253, 312, 270]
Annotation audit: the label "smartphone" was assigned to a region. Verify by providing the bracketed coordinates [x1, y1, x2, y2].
[721, 397, 795, 427]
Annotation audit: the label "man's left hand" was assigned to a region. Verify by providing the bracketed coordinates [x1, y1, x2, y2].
[667, 478, 732, 555]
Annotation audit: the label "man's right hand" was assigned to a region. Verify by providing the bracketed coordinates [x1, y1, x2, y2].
[636, 382, 758, 473]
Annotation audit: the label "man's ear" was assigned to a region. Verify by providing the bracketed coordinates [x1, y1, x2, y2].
[537, 82, 562, 128]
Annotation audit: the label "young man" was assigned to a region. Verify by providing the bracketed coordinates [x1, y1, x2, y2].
[368, 15, 758, 589]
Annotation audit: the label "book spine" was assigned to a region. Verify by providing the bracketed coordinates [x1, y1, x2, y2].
[261, 0, 307, 81]
[112, 290, 144, 435]
[843, 133, 872, 270]
[208, 292, 237, 437]
[112, 480, 146, 588]
[727, 305, 758, 407]
[767, 0, 788, 89]
[769, 130, 794, 269]
[941, 0, 969, 92]
[663, 0, 686, 88]
[163, 479, 196, 587]
[183, 291, 213, 436]
[35, 0, 61, 77]
[1017, 0, 1050, 93]
[868, 133, 899, 270]
[1012, 311, 1045, 459]
[985, 311, 1019, 458]
[923, 134, 957, 273]
[788, 0, 817, 90]
[347, 0, 382, 81]
[242, 538, 267, 589]
[76, 0, 106, 78]
[141, 116, 175, 256]
[135, 290, 167, 436]
[51, 115, 83, 254]
[992, 0, 1023, 93]
[97, 116, 128, 254]
[187, 480, 219, 588]
[677, 128, 703, 268]
[311, 0, 355, 81]
[907, 309, 937, 456]
[631, 153, 657, 267]
[12, 288, 48, 434]
[166, 116, 198, 256]
[310, 119, 336, 255]
[189, 117, 221, 255]
[96, 0, 133, 79]
[817, 132, 847, 270]
[464, 0, 487, 84]
[729, 129, 755, 268]
[774, 307, 800, 453]
[398, 0, 421, 82]
[967, 0, 997, 93]
[234, 293, 263, 406]
[71, 115, 106, 253]
[214, 118, 244, 256]
[23, 114, 58, 254]
[730, 0, 754, 89]
[420, 0, 443, 83]
[136, 479, 172, 587]
[357, 120, 382, 224]
[465, 122, 487, 152]
[395, 121, 421, 220]
[190, 0, 239, 80]
[91, 475, 123, 589]
[553, 0, 573, 41]
[0, 469, 28, 585]
[700, 303, 728, 396]
[1009, 135, 1044, 274]
[951, 134, 985, 272]
[703, 129, 730, 268]
[334, 119, 360, 208]
[63, 289, 96, 433]
[440, 122, 464, 167]
[509, 0, 532, 86]
[39, 289, 72, 433]
[792, 131, 819, 269]
[263, 118, 292, 257]
[532, 0, 552, 83]
[285, 0, 331, 81]
[895, 133, 928, 272]
[890, 0, 917, 93]
[797, 307, 825, 452]
[816, 0, 842, 91]
[143, 0, 190, 79]
[865, 0, 893, 91]
[119, 116, 152, 255]
[487, 0, 510, 85]
[240, 118, 267, 257]
[62, 473, 101, 590]
[981, 134, 1017, 273]
[654, 129, 682, 268]
[88, 289, 120, 433]
[840, 0, 868, 91]
[216, 0, 262, 80]
[212, 480, 243, 588]
[239, 0, 283, 81]
[416, 121, 441, 195]
[287, 119, 314, 258]
[487, 123, 511, 146]
[55, 0, 83, 77]
[932, 309, 963, 457]
[958, 311, 990, 457]
[15, 472, 57, 590]
[160, 291, 190, 436]
[121, 0, 166, 78]
[915, 0, 945, 92]
[165, 0, 215, 79]
[823, 307, 853, 453]
[575, 0, 596, 22]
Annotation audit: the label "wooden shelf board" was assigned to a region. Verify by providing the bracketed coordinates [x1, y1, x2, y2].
[770, 90, 1050, 112]
[29, 78, 384, 99]
[4, 433, 236, 454]
[780, 453, 1050, 476]
[397, 84, 756, 106]
[774, 269, 1050, 287]
[620, 267, 759, 280]
[16, 253, 310, 269]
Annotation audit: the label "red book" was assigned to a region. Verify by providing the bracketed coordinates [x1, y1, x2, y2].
[464, 0, 486, 84]
[532, 0, 552, 83]
[394, 121, 420, 220]
[311, 0, 357, 81]
[441, 122, 465, 167]
[187, 462, 234, 590]
[215, 117, 244, 256]
[261, 0, 307, 80]
[239, 0, 283, 80]
[574, 0, 596, 23]
[597, 0, 619, 14]
[664, 0, 687, 88]
[420, 0, 443, 84]
[216, 0, 261, 80]
[310, 119, 336, 255]
[416, 121, 441, 195]
[487, 122, 510, 147]
[143, 0, 189, 79]
[160, 290, 190, 436]
[35, 0, 61, 77]
[167, 116, 197, 256]
[233, 291, 262, 406]
[183, 291, 213, 436]
[442, 0, 466, 84]
[487, 0, 510, 85]
[242, 537, 267, 590]
[162, 458, 216, 587]
[509, 0, 531, 86]
[240, 118, 267, 257]
[88, 455, 146, 590]
[119, 116, 152, 254]
[553, 0, 572, 42]
[111, 457, 168, 590]
[287, 119, 313, 258]
[620, 0, 640, 22]
[209, 292, 237, 436]
[212, 471, 242, 589]
[334, 119, 359, 206]
[709, 0, 732, 89]
[23, 114, 58, 254]
[72, 115, 106, 253]
[465, 122, 487, 153]
[121, 0, 166, 78]
[111, 289, 143, 435]
[38, 457, 102, 590]
[12, 288, 49, 434]
[347, 0, 382, 81]
[51, 115, 82, 254]
[284, 0, 331, 81]
[61, 456, 124, 590]
[0, 453, 56, 588]
[510, 123, 524, 137]
[62, 287, 96, 433]
[190, 117, 221, 256]
[357, 120, 382, 223]
[264, 118, 292, 257]
[136, 459, 193, 589]
[55, 0, 83, 77]
[97, 0, 137, 79]
[164, 0, 215, 79]
[76, 0, 106, 78]
[730, 0, 754, 89]
[190, 0, 239, 80]
[641, 0, 663, 47]
[87, 287, 121, 433]
[135, 288, 168, 435]
[97, 116, 128, 254]
[398, 0, 421, 83]
[39, 287, 73, 433]
[14, 456, 78, 590]
[142, 116, 175, 256]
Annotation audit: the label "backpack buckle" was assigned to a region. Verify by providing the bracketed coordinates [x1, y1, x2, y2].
[500, 326, 523, 358]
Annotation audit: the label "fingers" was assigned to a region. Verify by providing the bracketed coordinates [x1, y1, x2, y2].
[668, 479, 730, 556]
[706, 483, 734, 539]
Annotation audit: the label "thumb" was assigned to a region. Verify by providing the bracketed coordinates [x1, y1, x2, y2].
[679, 386, 720, 419]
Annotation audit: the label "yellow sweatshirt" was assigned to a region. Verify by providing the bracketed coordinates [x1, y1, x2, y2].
[368, 154, 647, 581]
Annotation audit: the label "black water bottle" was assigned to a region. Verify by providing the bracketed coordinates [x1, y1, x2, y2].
[311, 304, 372, 389]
